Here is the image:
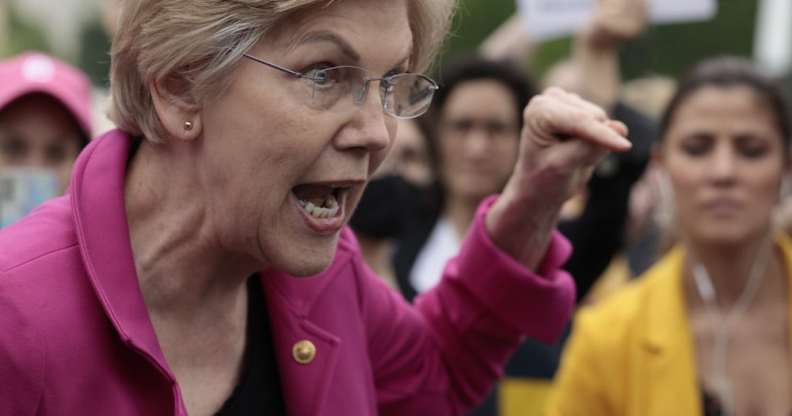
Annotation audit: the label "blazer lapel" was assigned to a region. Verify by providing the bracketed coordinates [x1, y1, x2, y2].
[641, 248, 702, 416]
[261, 249, 350, 416]
[777, 235, 792, 384]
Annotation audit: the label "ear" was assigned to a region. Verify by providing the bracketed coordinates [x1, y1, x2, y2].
[785, 151, 792, 172]
[781, 159, 792, 201]
[149, 76, 202, 142]
[650, 142, 665, 168]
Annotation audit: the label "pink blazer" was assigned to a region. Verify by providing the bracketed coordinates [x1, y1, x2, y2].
[0, 130, 575, 415]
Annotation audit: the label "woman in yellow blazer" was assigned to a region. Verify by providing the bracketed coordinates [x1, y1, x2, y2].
[547, 57, 792, 416]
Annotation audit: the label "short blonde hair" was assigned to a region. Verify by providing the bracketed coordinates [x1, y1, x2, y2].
[110, 0, 456, 141]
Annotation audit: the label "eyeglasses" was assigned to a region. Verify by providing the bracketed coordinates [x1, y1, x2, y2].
[243, 54, 438, 120]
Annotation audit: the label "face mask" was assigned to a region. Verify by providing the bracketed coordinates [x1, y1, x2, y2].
[0, 167, 60, 228]
[350, 174, 419, 239]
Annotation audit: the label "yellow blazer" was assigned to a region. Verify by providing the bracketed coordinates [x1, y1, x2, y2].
[545, 235, 792, 416]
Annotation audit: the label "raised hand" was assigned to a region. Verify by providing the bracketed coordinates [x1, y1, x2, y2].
[485, 87, 631, 270]
[584, 0, 648, 48]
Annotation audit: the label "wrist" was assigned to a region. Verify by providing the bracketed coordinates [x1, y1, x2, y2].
[485, 186, 562, 270]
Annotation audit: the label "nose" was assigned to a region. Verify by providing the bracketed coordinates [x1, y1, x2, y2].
[30, 152, 50, 167]
[709, 143, 737, 185]
[462, 128, 491, 159]
[10, 153, 44, 167]
[333, 81, 391, 154]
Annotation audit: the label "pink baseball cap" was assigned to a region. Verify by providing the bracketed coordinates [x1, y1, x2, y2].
[0, 52, 93, 138]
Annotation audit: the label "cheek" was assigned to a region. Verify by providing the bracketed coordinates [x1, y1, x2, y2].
[664, 152, 703, 189]
[57, 160, 73, 178]
[490, 139, 520, 173]
[500, 139, 520, 163]
[370, 136, 396, 175]
[437, 138, 459, 172]
[747, 164, 784, 205]
[662, 160, 701, 222]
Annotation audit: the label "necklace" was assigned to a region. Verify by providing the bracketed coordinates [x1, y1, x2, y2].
[690, 241, 771, 416]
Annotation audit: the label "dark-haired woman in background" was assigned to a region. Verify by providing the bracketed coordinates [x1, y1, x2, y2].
[392, 56, 537, 300]
[548, 56, 792, 416]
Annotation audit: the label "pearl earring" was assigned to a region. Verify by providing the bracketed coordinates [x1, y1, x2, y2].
[184, 121, 193, 131]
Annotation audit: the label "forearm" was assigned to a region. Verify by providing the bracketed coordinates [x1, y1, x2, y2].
[479, 14, 535, 66]
[370, 198, 575, 414]
[486, 189, 562, 271]
[573, 29, 621, 112]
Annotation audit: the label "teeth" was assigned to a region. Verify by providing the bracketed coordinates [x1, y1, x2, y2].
[298, 195, 340, 219]
[324, 196, 338, 209]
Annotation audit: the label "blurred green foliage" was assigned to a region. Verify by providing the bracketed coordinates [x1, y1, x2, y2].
[444, 0, 515, 58]
[3, 5, 51, 57]
[440, 0, 759, 81]
[621, 0, 758, 79]
[78, 17, 112, 87]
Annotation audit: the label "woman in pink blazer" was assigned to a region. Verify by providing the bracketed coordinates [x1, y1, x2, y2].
[0, 0, 632, 414]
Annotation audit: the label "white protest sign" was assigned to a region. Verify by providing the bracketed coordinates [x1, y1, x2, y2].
[517, 0, 718, 41]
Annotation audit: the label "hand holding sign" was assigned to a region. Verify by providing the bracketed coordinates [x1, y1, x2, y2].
[584, 0, 648, 48]
[518, 0, 717, 41]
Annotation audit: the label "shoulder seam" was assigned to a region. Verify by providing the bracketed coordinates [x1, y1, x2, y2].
[1, 243, 80, 274]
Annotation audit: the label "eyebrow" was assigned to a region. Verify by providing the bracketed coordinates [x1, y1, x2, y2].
[291, 30, 414, 71]
[294, 31, 361, 63]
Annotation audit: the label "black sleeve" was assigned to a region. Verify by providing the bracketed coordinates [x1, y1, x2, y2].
[559, 101, 656, 303]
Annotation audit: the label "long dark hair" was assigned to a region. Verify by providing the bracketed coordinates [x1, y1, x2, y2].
[659, 56, 791, 153]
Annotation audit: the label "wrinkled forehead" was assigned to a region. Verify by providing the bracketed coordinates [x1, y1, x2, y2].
[265, 0, 414, 67]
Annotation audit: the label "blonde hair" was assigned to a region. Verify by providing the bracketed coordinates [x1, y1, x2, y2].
[110, 0, 456, 141]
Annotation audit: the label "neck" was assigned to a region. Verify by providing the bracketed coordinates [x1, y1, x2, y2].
[444, 193, 481, 240]
[684, 231, 781, 309]
[125, 140, 257, 323]
[356, 235, 396, 287]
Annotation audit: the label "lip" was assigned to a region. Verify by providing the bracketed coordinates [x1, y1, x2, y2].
[701, 197, 743, 216]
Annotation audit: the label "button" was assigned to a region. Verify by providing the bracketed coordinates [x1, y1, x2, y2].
[292, 340, 316, 364]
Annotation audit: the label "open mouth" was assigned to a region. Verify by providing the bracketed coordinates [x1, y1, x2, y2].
[293, 184, 343, 219]
[291, 182, 355, 228]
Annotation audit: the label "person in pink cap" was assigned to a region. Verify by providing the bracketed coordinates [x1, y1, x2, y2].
[0, 51, 93, 191]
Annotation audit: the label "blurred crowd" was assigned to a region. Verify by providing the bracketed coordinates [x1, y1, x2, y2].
[2, 0, 791, 415]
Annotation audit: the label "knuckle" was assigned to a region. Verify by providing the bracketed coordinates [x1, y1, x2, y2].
[570, 108, 590, 123]
[543, 86, 565, 97]
[591, 106, 608, 120]
[526, 95, 551, 115]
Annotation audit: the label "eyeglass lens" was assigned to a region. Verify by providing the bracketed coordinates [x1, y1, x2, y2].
[299, 67, 436, 119]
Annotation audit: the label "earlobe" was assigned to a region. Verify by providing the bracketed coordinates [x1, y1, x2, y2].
[149, 78, 202, 142]
[650, 143, 665, 167]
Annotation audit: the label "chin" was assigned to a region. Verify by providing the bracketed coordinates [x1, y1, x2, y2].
[693, 222, 765, 248]
[285, 257, 335, 277]
[263, 236, 340, 277]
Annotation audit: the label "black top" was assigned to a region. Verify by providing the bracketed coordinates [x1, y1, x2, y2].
[701, 388, 727, 416]
[215, 276, 286, 415]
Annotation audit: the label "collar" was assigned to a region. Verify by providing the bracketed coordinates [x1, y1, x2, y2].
[70, 130, 348, 415]
[70, 130, 177, 382]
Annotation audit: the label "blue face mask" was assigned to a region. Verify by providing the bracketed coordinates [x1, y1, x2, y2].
[0, 168, 60, 228]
